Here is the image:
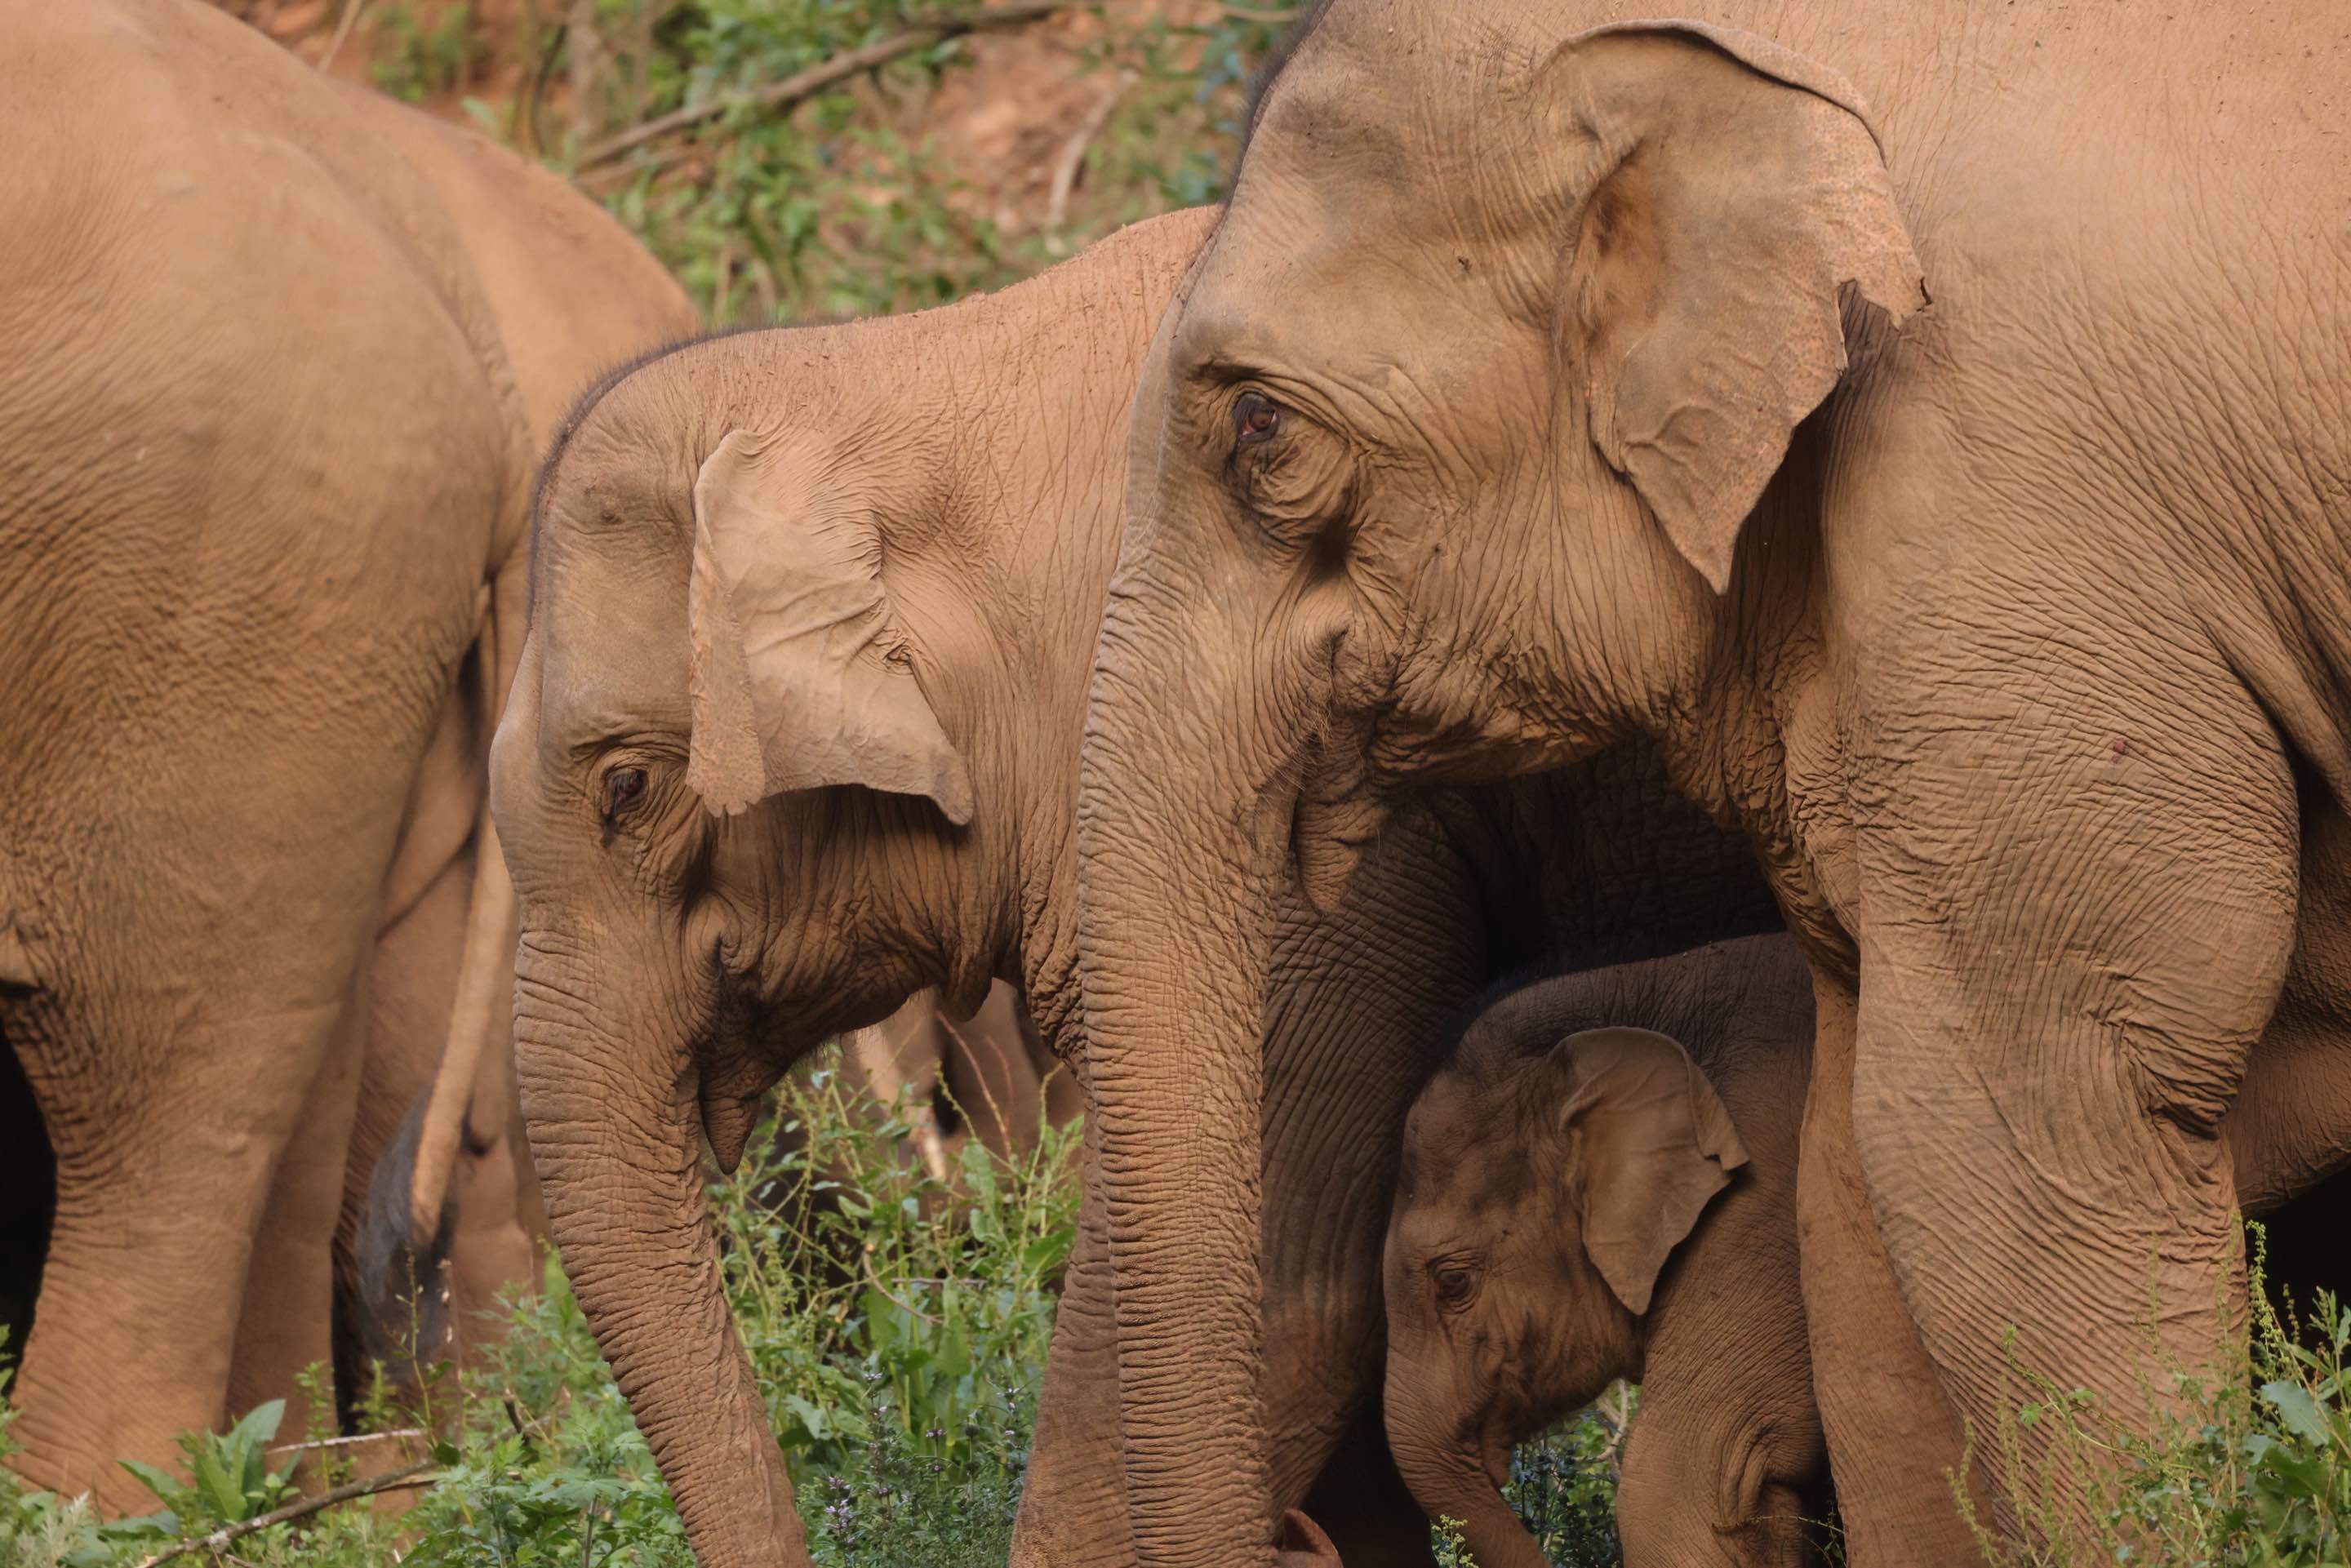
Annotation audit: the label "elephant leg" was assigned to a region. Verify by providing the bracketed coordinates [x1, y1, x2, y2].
[7, 979, 353, 1511]
[1011, 1111, 1131, 1566]
[1796, 977, 1978, 1565]
[1850, 642, 2294, 1548]
[229, 962, 369, 1448]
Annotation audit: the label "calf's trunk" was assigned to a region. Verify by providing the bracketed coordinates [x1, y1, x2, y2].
[513, 949, 804, 1568]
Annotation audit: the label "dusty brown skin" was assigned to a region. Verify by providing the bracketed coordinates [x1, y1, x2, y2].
[0, 0, 691, 1507]
[1390, 941, 2351, 1568]
[496, 207, 1779, 1568]
[1385, 936, 1820, 1568]
[1073, 2, 2351, 1561]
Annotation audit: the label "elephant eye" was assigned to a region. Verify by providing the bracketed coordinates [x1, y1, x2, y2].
[1233, 390, 1282, 446]
[1431, 1262, 1478, 1311]
[603, 766, 650, 820]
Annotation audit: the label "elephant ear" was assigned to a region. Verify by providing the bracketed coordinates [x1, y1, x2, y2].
[1552, 1026, 1748, 1315]
[1546, 21, 1927, 592]
[686, 428, 975, 823]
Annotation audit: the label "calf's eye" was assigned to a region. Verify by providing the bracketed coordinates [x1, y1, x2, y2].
[1233, 391, 1282, 446]
[604, 766, 650, 819]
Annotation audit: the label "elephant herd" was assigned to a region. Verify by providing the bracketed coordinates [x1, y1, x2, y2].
[5, 1, 2349, 1566]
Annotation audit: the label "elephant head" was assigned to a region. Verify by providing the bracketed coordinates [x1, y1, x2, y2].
[1384, 936, 1822, 1568]
[1382, 1026, 1742, 1568]
[491, 210, 1211, 1568]
[1074, 7, 1920, 1558]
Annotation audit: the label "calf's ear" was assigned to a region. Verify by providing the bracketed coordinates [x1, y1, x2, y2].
[1552, 1026, 1748, 1314]
[1546, 21, 1927, 592]
[685, 428, 975, 823]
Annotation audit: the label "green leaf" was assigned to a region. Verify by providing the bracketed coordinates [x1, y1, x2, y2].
[115, 1460, 185, 1508]
[2262, 1379, 2333, 1446]
[192, 1441, 246, 1521]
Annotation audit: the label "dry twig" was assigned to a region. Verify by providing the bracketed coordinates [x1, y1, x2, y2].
[130, 1460, 438, 1568]
[1046, 70, 1134, 231]
[315, 0, 368, 70]
[264, 1426, 425, 1459]
[578, 2, 1069, 170]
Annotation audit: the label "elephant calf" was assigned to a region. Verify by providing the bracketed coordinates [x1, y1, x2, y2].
[1383, 935, 1823, 1568]
[1384, 935, 2351, 1568]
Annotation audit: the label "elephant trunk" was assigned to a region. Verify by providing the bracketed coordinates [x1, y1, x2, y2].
[1384, 1385, 1547, 1568]
[513, 938, 804, 1568]
[1075, 627, 1282, 1567]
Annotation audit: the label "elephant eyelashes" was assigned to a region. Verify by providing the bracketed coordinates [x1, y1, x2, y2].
[1233, 390, 1282, 446]
[603, 766, 650, 820]
[1432, 1262, 1478, 1311]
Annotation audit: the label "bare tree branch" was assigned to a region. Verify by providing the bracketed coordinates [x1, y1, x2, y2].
[579, 3, 1071, 171]
[131, 1460, 438, 1568]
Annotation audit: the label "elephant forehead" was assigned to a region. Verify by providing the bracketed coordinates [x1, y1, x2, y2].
[1238, 1, 1551, 224]
[535, 545, 693, 741]
[1402, 1080, 1538, 1212]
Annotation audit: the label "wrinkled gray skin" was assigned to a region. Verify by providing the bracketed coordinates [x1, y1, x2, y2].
[492, 207, 1778, 1568]
[1384, 936, 1821, 1568]
[1074, 1, 2351, 1560]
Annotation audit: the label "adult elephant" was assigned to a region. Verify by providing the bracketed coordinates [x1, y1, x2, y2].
[1073, 2, 2351, 1562]
[0, 0, 690, 1504]
[494, 206, 1775, 1567]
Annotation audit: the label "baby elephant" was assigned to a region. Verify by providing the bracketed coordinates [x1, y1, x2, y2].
[1384, 932, 2351, 1568]
[1383, 934, 1820, 1568]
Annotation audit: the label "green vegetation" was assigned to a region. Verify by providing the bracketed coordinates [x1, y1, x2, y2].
[1429, 1400, 1631, 1568]
[370, 2, 490, 103]
[0, 1055, 1078, 1567]
[516, 0, 1303, 322]
[1962, 1228, 2351, 1566]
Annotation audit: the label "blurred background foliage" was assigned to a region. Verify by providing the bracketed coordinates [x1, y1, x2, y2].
[220, 0, 1297, 320]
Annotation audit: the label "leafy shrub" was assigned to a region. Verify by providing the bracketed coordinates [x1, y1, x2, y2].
[371, 2, 487, 104]
[0, 1049, 1078, 1566]
[550, 0, 1305, 322]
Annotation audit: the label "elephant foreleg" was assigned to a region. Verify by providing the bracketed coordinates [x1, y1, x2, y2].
[229, 962, 369, 1458]
[1850, 642, 2295, 1551]
[1797, 979, 1979, 1566]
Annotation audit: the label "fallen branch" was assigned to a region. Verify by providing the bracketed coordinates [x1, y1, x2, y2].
[131, 1460, 438, 1568]
[1045, 69, 1132, 230]
[264, 1426, 425, 1459]
[579, 2, 1069, 171]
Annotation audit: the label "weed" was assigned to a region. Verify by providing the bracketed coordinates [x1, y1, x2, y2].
[557, 0, 1306, 323]
[1424, 1397, 1629, 1567]
[1961, 1223, 2351, 1566]
[0, 1049, 1077, 1566]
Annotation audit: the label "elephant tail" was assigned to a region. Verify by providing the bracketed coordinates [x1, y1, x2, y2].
[355, 1084, 462, 1375]
[357, 562, 527, 1381]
